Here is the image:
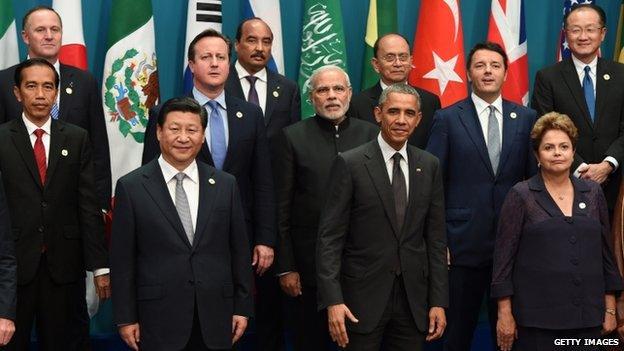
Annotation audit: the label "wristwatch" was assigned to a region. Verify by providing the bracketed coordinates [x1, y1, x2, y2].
[606, 308, 616, 316]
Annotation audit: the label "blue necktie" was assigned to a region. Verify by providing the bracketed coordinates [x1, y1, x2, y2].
[51, 102, 59, 119]
[207, 100, 226, 169]
[583, 66, 595, 122]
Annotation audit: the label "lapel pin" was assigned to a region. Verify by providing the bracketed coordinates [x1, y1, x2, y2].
[579, 202, 586, 209]
[510, 112, 517, 119]
[236, 111, 243, 118]
[208, 178, 215, 185]
[61, 149, 68, 156]
[416, 168, 422, 172]
[65, 87, 73, 95]
[273, 90, 279, 98]
[603, 74, 610, 81]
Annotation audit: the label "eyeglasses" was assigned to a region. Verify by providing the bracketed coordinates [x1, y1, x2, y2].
[565, 26, 604, 37]
[379, 53, 410, 63]
[313, 85, 348, 96]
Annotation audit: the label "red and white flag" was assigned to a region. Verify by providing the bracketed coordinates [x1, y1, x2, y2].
[409, 0, 467, 107]
[53, 0, 87, 69]
[487, 0, 529, 105]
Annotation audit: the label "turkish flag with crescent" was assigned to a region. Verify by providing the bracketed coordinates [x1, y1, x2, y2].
[53, 0, 88, 70]
[409, 0, 468, 107]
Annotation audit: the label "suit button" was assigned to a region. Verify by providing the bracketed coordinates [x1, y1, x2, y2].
[569, 236, 577, 244]
[570, 257, 579, 265]
[573, 277, 581, 286]
[188, 280, 195, 285]
[41, 201, 47, 208]
[37, 226, 44, 233]
[573, 298, 581, 306]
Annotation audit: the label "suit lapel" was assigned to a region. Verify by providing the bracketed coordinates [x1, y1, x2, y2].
[400, 147, 423, 240]
[595, 58, 611, 128]
[142, 161, 192, 249]
[58, 64, 73, 121]
[192, 163, 218, 249]
[264, 71, 279, 126]
[364, 141, 400, 238]
[560, 59, 593, 129]
[9, 119, 43, 188]
[227, 65, 245, 99]
[457, 100, 495, 178]
[45, 120, 67, 187]
[222, 95, 243, 170]
[498, 101, 519, 175]
[366, 82, 383, 103]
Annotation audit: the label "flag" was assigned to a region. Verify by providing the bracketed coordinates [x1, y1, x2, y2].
[409, 0, 467, 107]
[0, 0, 19, 69]
[183, 0, 222, 93]
[615, 0, 624, 63]
[298, 0, 348, 118]
[487, 0, 529, 105]
[361, 0, 397, 89]
[242, 0, 284, 74]
[53, 0, 87, 69]
[556, 0, 596, 61]
[102, 0, 159, 189]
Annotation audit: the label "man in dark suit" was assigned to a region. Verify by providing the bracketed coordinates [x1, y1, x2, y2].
[0, 58, 109, 350]
[0, 176, 16, 347]
[426, 42, 537, 351]
[224, 18, 300, 350]
[532, 3, 624, 209]
[317, 83, 448, 350]
[112, 97, 252, 350]
[0, 6, 111, 212]
[275, 65, 378, 351]
[142, 28, 275, 291]
[347, 33, 441, 149]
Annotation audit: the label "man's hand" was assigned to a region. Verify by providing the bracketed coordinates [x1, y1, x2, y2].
[252, 245, 274, 275]
[327, 304, 358, 348]
[0, 318, 14, 346]
[94, 274, 111, 299]
[232, 315, 248, 345]
[119, 323, 140, 350]
[279, 272, 302, 297]
[579, 161, 612, 184]
[426, 307, 446, 341]
[497, 310, 517, 351]
[602, 313, 617, 335]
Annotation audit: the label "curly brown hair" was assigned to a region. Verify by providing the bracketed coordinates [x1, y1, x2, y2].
[530, 112, 579, 152]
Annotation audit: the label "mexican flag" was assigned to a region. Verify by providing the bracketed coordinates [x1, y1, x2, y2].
[102, 0, 159, 189]
[297, 0, 348, 119]
[0, 0, 19, 69]
[361, 0, 397, 90]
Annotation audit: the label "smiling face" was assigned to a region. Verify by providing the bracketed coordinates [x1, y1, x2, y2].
[188, 36, 230, 98]
[372, 34, 412, 85]
[375, 92, 421, 150]
[536, 129, 575, 176]
[467, 48, 507, 104]
[157, 111, 205, 171]
[235, 19, 273, 74]
[310, 69, 352, 123]
[565, 7, 606, 64]
[22, 9, 62, 62]
[13, 64, 58, 126]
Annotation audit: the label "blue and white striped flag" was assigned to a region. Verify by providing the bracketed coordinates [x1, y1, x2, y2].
[242, 0, 284, 74]
[183, 0, 222, 93]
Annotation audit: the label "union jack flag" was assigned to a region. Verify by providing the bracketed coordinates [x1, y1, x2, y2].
[557, 0, 596, 61]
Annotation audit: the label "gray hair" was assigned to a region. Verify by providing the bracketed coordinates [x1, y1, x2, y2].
[307, 65, 351, 92]
[378, 83, 421, 109]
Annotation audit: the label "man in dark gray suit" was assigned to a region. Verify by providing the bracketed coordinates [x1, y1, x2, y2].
[317, 84, 448, 350]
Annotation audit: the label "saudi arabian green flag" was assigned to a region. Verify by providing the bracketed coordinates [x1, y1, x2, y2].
[298, 0, 348, 119]
[0, 0, 19, 69]
[615, 0, 624, 63]
[361, 0, 397, 89]
[102, 0, 159, 188]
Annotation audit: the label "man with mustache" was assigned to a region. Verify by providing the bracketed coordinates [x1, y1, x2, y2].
[426, 42, 537, 351]
[274, 65, 378, 350]
[225, 18, 301, 350]
[348, 33, 440, 149]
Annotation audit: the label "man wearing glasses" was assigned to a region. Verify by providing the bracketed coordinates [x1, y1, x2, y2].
[532, 3, 624, 212]
[348, 33, 440, 149]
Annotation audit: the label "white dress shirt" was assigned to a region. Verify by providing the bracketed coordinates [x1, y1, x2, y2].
[158, 156, 199, 231]
[471, 93, 503, 147]
[193, 87, 229, 149]
[378, 133, 409, 197]
[23, 114, 51, 164]
[235, 60, 268, 115]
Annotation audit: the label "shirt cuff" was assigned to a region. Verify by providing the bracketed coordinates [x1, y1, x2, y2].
[93, 268, 110, 276]
[573, 163, 588, 178]
[604, 156, 619, 172]
[276, 271, 292, 277]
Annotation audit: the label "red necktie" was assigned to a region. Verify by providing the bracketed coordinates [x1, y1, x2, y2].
[33, 129, 47, 185]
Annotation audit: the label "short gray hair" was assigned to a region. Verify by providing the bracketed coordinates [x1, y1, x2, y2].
[307, 65, 351, 92]
[378, 83, 421, 109]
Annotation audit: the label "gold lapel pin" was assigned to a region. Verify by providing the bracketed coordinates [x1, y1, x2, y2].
[603, 74, 610, 81]
[236, 111, 243, 118]
[510, 112, 517, 119]
[208, 178, 215, 185]
[273, 90, 279, 98]
[61, 149, 68, 156]
[579, 202, 586, 209]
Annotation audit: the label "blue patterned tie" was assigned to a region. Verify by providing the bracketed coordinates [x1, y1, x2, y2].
[51, 102, 59, 119]
[207, 100, 226, 169]
[583, 66, 595, 122]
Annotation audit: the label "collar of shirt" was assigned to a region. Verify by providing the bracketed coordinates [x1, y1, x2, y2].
[571, 54, 598, 86]
[379, 80, 407, 91]
[377, 133, 408, 165]
[193, 87, 227, 111]
[157, 156, 199, 185]
[22, 113, 51, 136]
[471, 92, 503, 116]
[235, 60, 267, 83]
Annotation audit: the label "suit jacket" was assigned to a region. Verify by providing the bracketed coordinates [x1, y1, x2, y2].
[347, 81, 441, 149]
[142, 93, 276, 247]
[426, 98, 537, 267]
[225, 63, 301, 143]
[316, 140, 448, 334]
[0, 119, 107, 285]
[0, 174, 15, 321]
[531, 58, 624, 208]
[0, 64, 111, 210]
[274, 116, 378, 286]
[111, 160, 252, 350]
